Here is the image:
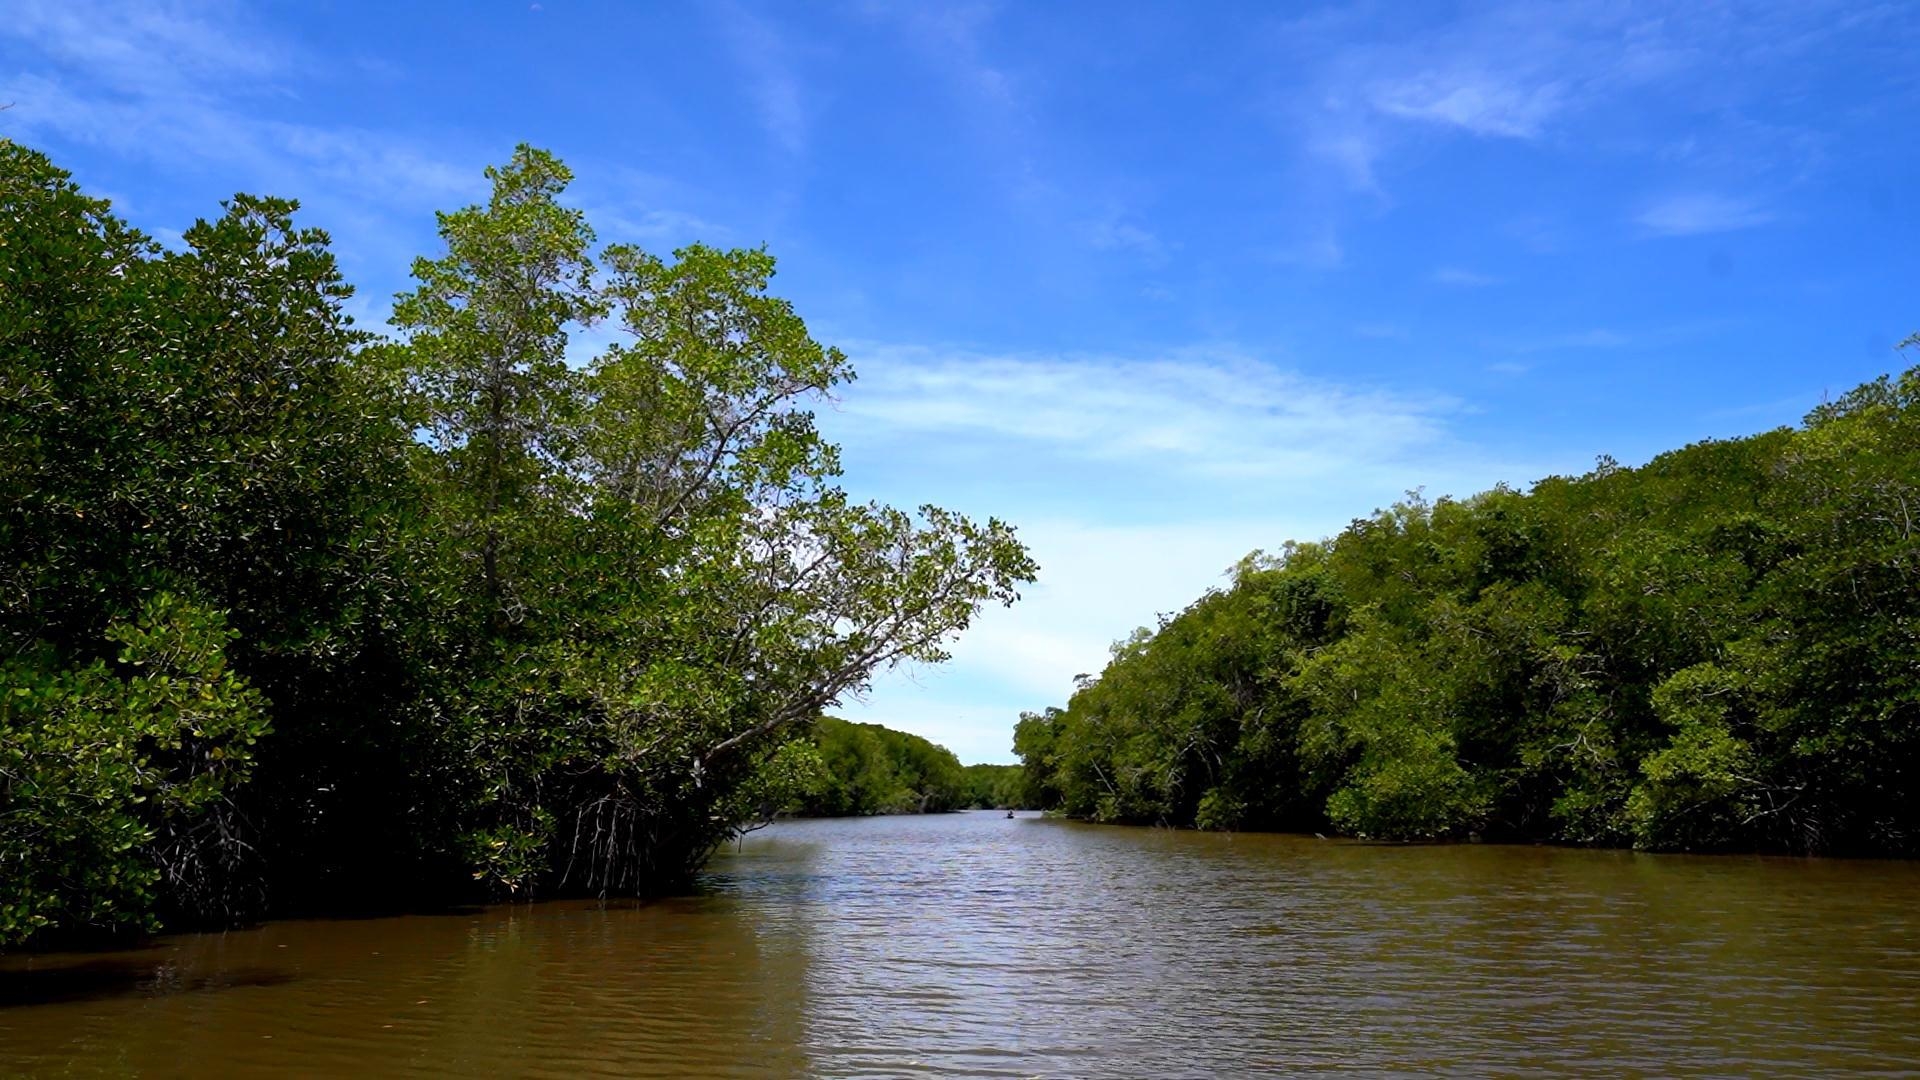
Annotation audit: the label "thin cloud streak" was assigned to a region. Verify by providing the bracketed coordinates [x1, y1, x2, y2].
[1433, 266, 1500, 287]
[715, 3, 809, 156]
[1636, 192, 1775, 236]
[0, 73, 479, 206]
[850, 516, 1329, 761]
[1370, 70, 1567, 138]
[2, 0, 286, 95]
[1271, 0, 1887, 236]
[1084, 216, 1163, 258]
[833, 342, 1462, 483]
[825, 339, 1563, 757]
[0, 0, 481, 212]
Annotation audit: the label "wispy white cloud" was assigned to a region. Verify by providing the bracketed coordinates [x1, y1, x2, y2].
[596, 206, 732, 246]
[1497, 319, 1735, 355]
[1276, 5, 1598, 200]
[1433, 265, 1500, 287]
[1274, 0, 1884, 219]
[2, 0, 286, 96]
[714, 3, 809, 157]
[885, 2, 1022, 112]
[864, 1, 1040, 208]
[1083, 215, 1163, 258]
[826, 341, 1549, 761]
[1511, 328, 1631, 352]
[833, 342, 1468, 486]
[1267, 229, 1346, 270]
[3, 79, 482, 225]
[571, 163, 742, 254]
[1635, 192, 1774, 236]
[1265, 6, 1602, 240]
[1370, 70, 1567, 138]
[0, 2, 478, 212]
[1354, 323, 1408, 340]
[1701, 391, 1823, 425]
[845, 517, 1322, 761]
[1502, 212, 1566, 254]
[1309, 128, 1386, 196]
[1, 73, 479, 209]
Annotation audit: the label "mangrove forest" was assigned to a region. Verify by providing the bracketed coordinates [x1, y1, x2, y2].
[1016, 361, 1920, 854]
[0, 141, 1035, 948]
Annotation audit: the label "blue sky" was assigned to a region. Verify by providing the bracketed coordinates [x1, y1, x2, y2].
[6, 1, 1917, 762]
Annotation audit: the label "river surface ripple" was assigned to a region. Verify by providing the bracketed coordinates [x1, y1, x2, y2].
[5, 812, 1920, 1076]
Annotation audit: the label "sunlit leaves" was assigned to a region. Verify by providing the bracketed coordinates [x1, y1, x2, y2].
[0, 596, 266, 946]
[3, 137, 1035, 939]
[383, 147, 1035, 896]
[1019, 356, 1920, 854]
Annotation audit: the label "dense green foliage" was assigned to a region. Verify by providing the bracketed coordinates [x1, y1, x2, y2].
[1, 596, 267, 944]
[0, 141, 1033, 946]
[1019, 363, 1920, 854]
[960, 763, 1024, 810]
[791, 717, 967, 816]
[786, 719, 1026, 815]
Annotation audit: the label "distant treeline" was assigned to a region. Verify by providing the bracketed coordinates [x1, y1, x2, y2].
[791, 717, 1023, 815]
[0, 141, 1033, 948]
[1018, 360, 1920, 855]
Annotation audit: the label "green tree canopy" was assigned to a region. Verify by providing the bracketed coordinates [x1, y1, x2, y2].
[0, 139, 1034, 947]
[1019, 363, 1920, 854]
[792, 717, 969, 816]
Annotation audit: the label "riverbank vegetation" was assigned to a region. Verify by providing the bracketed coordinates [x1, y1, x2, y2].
[1017, 361, 1920, 855]
[792, 717, 968, 816]
[0, 141, 1034, 948]
[787, 717, 1025, 815]
[961, 764, 1024, 810]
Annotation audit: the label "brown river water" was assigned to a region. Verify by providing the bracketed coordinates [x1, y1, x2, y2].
[5, 811, 1920, 1077]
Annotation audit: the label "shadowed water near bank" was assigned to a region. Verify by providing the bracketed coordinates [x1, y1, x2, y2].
[5, 812, 1920, 1076]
